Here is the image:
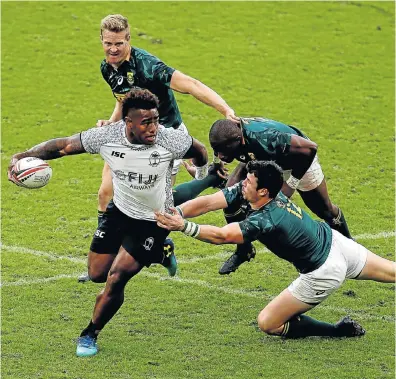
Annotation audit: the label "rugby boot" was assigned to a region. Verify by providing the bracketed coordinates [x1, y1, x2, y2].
[76, 335, 98, 357]
[335, 316, 366, 337]
[162, 238, 177, 277]
[219, 244, 256, 275]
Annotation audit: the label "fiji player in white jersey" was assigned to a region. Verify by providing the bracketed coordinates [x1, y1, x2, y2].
[8, 88, 209, 357]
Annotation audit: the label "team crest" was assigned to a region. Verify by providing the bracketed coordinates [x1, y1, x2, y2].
[248, 152, 256, 160]
[143, 237, 154, 251]
[149, 151, 161, 167]
[127, 72, 134, 85]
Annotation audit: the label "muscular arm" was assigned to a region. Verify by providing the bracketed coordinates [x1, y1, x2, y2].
[282, 135, 317, 197]
[179, 190, 228, 218]
[288, 135, 318, 179]
[155, 210, 245, 245]
[170, 70, 238, 122]
[183, 137, 208, 168]
[8, 134, 85, 178]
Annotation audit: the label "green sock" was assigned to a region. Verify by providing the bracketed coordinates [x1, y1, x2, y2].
[282, 315, 338, 338]
[173, 176, 218, 206]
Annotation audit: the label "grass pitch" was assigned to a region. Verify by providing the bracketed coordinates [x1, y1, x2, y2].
[1, 2, 395, 378]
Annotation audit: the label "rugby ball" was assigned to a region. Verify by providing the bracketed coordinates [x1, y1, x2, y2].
[11, 157, 52, 189]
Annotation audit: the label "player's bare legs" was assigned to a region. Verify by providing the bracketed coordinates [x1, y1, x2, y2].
[257, 288, 365, 339]
[257, 288, 314, 335]
[298, 179, 352, 238]
[77, 247, 143, 357]
[87, 251, 117, 283]
[356, 250, 396, 282]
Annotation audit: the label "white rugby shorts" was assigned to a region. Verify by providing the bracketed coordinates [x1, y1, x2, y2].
[288, 230, 368, 305]
[172, 122, 189, 176]
[283, 155, 324, 191]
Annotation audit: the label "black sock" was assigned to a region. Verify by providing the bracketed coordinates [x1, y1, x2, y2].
[282, 315, 339, 338]
[98, 210, 105, 227]
[325, 207, 352, 239]
[173, 176, 218, 206]
[80, 320, 101, 339]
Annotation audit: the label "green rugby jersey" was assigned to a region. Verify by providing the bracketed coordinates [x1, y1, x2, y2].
[238, 117, 308, 169]
[222, 182, 332, 273]
[101, 47, 182, 128]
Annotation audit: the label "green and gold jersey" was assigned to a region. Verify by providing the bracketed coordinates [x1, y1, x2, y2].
[222, 182, 332, 273]
[101, 47, 182, 129]
[238, 117, 308, 170]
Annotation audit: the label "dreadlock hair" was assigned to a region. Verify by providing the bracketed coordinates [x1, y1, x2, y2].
[209, 119, 242, 145]
[246, 160, 284, 198]
[122, 89, 160, 119]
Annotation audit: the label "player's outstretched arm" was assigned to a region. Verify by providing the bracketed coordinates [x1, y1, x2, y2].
[155, 210, 244, 245]
[170, 70, 239, 122]
[8, 134, 86, 180]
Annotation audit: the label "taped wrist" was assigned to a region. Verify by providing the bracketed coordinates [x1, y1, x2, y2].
[181, 220, 201, 238]
[195, 163, 208, 180]
[175, 206, 184, 218]
[286, 175, 301, 190]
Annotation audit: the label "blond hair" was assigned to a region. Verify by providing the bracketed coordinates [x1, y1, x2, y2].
[100, 14, 130, 37]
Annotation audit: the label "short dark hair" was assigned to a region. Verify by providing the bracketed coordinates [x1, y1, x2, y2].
[122, 89, 159, 119]
[246, 160, 284, 198]
[209, 119, 241, 145]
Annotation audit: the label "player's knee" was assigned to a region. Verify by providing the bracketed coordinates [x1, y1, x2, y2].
[88, 270, 107, 283]
[106, 270, 130, 293]
[257, 311, 277, 335]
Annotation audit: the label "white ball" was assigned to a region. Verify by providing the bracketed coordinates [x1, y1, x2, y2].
[12, 157, 52, 189]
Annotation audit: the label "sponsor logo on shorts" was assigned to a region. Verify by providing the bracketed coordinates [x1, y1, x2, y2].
[95, 230, 105, 238]
[143, 237, 154, 251]
[315, 290, 325, 296]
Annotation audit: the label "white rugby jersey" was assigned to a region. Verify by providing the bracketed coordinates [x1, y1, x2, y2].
[80, 120, 192, 221]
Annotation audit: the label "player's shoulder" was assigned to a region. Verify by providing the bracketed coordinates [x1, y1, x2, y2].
[100, 58, 109, 73]
[132, 46, 159, 61]
[156, 125, 192, 150]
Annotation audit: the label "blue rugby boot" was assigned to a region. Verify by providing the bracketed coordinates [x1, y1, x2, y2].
[162, 238, 177, 277]
[76, 335, 98, 357]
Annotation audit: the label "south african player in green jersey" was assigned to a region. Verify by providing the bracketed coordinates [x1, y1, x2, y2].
[155, 160, 395, 339]
[208, 117, 352, 275]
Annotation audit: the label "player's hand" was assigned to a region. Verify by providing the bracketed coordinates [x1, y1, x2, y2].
[96, 120, 113, 127]
[209, 160, 229, 180]
[7, 155, 20, 184]
[224, 108, 240, 123]
[155, 208, 185, 231]
[182, 160, 196, 178]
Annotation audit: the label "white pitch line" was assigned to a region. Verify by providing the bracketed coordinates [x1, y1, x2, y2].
[1, 242, 394, 323]
[354, 231, 395, 240]
[0, 273, 82, 287]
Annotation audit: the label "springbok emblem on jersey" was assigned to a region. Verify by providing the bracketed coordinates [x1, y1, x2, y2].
[127, 72, 134, 85]
[143, 237, 154, 251]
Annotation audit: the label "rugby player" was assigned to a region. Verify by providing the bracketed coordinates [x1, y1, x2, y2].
[97, 13, 238, 224]
[208, 117, 352, 274]
[155, 160, 395, 339]
[8, 89, 209, 357]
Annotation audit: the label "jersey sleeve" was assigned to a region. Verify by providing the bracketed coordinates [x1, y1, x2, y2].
[157, 127, 193, 159]
[221, 182, 244, 206]
[239, 213, 273, 243]
[141, 55, 175, 87]
[80, 121, 123, 154]
[100, 60, 112, 88]
[255, 129, 292, 157]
